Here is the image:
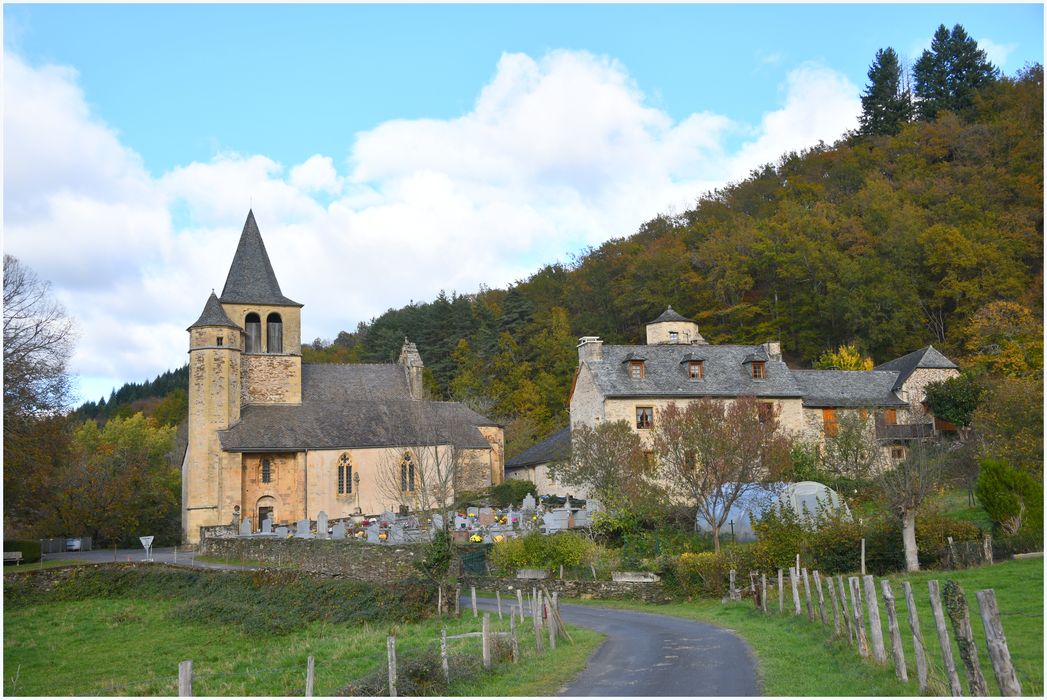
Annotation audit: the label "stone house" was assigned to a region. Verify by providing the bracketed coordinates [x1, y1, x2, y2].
[182, 211, 504, 543]
[558, 307, 959, 487]
[504, 427, 575, 497]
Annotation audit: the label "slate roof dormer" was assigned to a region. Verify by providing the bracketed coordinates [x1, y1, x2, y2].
[650, 306, 692, 324]
[188, 291, 241, 331]
[219, 210, 302, 307]
[873, 345, 959, 391]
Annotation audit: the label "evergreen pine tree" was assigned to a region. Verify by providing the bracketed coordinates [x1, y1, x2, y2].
[913, 23, 998, 121]
[859, 47, 912, 136]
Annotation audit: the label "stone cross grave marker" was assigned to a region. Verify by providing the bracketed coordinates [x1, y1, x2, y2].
[316, 511, 329, 539]
[522, 494, 536, 511]
[331, 521, 346, 540]
[239, 517, 253, 536]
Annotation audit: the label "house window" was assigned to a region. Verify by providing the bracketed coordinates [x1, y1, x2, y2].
[688, 361, 704, 380]
[266, 312, 283, 353]
[751, 361, 766, 379]
[245, 313, 262, 353]
[669, 331, 679, 343]
[884, 408, 897, 425]
[629, 360, 645, 380]
[216, 336, 224, 346]
[400, 453, 416, 492]
[822, 408, 838, 437]
[636, 406, 654, 430]
[261, 458, 272, 484]
[337, 453, 353, 495]
[891, 446, 906, 461]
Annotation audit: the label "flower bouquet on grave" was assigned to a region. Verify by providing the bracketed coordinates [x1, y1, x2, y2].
[469, 533, 483, 543]
[378, 532, 389, 541]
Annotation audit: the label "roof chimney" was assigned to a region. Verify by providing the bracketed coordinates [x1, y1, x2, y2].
[762, 340, 782, 361]
[577, 336, 603, 364]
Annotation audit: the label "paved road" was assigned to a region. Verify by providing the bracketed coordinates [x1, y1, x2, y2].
[42, 547, 257, 570]
[469, 596, 760, 696]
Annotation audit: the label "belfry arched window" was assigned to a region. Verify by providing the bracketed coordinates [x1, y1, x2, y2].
[400, 453, 415, 493]
[267, 312, 283, 353]
[245, 313, 261, 353]
[337, 453, 353, 495]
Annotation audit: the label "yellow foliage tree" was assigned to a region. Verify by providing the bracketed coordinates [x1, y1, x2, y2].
[814, 343, 874, 370]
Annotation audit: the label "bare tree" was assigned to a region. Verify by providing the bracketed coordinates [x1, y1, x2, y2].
[652, 397, 792, 553]
[3, 255, 75, 423]
[821, 411, 889, 484]
[548, 420, 660, 512]
[879, 441, 944, 572]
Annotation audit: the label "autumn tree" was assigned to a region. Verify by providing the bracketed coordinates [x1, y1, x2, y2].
[549, 420, 659, 512]
[879, 441, 944, 572]
[814, 343, 874, 370]
[973, 376, 1044, 480]
[860, 47, 912, 136]
[652, 398, 792, 552]
[963, 301, 1043, 377]
[913, 24, 998, 120]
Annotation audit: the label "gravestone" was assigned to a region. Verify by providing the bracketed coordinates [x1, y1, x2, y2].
[295, 518, 312, 539]
[564, 497, 573, 511]
[573, 509, 591, 528]
[478, 512, 497, 526]
[454, 515, 469, 530]
[430, 513, 444, 531]
[366, 522, 381, 544]
[261, 516, 273, 534]
[379, 511, 397, 526]
[587, 498, 603, 512]
[521, 494, 536, 512]
[389, 522, 406, 544]
[239, 517, 253, 536]
[316, 511, 329, 539]
[275, 526, 289, 537]
[331, 522, 346, 540]
[467, 507, 479, 518]
[542, 510, 570, 533]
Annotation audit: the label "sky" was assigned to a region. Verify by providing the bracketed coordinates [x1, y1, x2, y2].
[3, 3, 1043, 405]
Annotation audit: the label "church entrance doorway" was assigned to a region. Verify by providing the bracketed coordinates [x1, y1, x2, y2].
[258, 506, 273, 528]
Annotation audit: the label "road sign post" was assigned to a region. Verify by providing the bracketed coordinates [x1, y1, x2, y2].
[140, 536, 154, 562]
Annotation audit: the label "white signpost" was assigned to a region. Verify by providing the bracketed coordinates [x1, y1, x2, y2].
[139, 536, 154, 562]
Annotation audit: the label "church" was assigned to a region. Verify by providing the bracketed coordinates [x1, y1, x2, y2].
[182, 211, 504, 543]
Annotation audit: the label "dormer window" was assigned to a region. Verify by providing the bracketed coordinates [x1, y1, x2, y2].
[669, 331, 679, 343]
[629, 360, 645, 380]
[751, 361, 766, 380]
[688, 360, 704, 380]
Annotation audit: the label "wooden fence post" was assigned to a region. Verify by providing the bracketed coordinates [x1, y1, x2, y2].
[517, 589, 524, 619]
[547, 601, 556, 650]
[471, 586, 478, 618]
[902, 581, 929, 693]
[975, 589, 1021, 696]
[801, 569, 814, 621]
[441, 628, 450, 683]
[789, 567, 801, 615]
[825, 575, 841, 636]
[848, 576, 870, 657]
[305, 655, 315, 697]
[982, 534, 993, 566]
[880, 580, 908, 682]
[437, 585, 443, 617]
[729, 569, 736, 601]
[533, 591, 543, 652]
[178, 660, 193, 697]
[387, 635, 398, 698]
[812, 571, 827, 625]
[863, 575, 887, 664]
[454, 586, 461, 617]
[927, 580, 963, 696]
[861, 538, 866, 576]
[778, 568, 784, 613]
[496, 590, 503, 620]
[947, 537, 958, 569]
[482, 613, 492, 670]
[837, 575, 853, 643]
[761, 574, 768, 614]
[944, 580, 988, 696]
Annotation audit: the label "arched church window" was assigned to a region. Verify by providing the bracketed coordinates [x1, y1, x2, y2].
[338, 453, 353, 495]
[400, 453, 415, 493]
[267, 312, 283, 353]
[245, 313, 262, 353]
[261, 458, 272, 484]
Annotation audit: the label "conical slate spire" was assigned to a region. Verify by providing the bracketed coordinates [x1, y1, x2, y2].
[188, 291, 240, 330]
[650, 306, 692, 323]
[219, 210, 301, 306]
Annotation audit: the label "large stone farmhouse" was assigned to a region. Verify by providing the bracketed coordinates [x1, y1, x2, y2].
[183, 212, 504, 543]
[507, 307, 959, 495]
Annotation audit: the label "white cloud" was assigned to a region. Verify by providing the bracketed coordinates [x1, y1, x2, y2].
[978, 38, 1017, 70]
[3, 48, 861, 401]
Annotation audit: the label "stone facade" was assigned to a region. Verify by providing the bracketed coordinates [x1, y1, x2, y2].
[240, 354, 302, 404]
[898, 367, 960, 424]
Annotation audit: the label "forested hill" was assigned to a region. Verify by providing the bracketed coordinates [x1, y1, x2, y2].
[306, 64, 1043, 456]
[82, 63, 1043, 459]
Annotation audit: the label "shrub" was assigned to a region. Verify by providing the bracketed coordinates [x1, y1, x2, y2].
[976, 459, 1043, 537]
[488, 531, 595, 575]
[669, 544, 754, 598]
[489, 479, 538, 508]
[3, 540, 41, 564]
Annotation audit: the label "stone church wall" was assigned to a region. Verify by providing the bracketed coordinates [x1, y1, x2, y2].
[240, 354, 302, 404]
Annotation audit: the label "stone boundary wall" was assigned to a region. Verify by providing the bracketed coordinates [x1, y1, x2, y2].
[461, 574, 672, 603]
[199, 537, 426, 584]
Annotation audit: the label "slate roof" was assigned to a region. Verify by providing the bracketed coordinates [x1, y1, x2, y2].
[791, 370, 907, 408]
[873, 346, 959, 391]
[219, 210, 302, 307]
[218, 364, 498, 452]
[649, 306, 693, 323]
[505, 427, 570, 469]
[584, 344, 804, 398]
[188, 292, 240, 330]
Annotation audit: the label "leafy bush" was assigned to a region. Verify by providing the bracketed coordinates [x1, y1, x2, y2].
[488, 532, 596, 575]
[976, 459, 1043, 537]
[3, 540, 41, 564]
[669, 544, 754, 598]
[489, 479, 538, 507]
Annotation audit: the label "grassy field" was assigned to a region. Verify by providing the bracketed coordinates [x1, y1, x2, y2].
[935, 487, 993, 531]
[3, 576, 601, 696]
[2, 559, 83, 574]
[564, 557, 1042, 697]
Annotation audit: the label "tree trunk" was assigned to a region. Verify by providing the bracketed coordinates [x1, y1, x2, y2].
[712, 523, 721, 553]
[902, 509, 920, 572]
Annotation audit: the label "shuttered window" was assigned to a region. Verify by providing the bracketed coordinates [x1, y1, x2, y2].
[266, 313, 283, 353]
[245, 313, 262, 353]
[823, 408, 838, 437]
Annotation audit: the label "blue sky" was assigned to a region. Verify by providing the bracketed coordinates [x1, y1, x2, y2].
[3, 3, 1043, 404]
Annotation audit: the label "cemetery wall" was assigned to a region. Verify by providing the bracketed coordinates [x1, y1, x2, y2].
[461, 575, 672, 603]
[198, 537, 426, 583]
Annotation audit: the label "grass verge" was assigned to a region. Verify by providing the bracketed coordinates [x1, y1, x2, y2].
[564, 557, 1041, 696]
[2, 559, 83, 573]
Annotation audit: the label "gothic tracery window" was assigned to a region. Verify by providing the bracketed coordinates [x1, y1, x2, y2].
[400, 453, 416, 493]
[337, 453, 353, 495]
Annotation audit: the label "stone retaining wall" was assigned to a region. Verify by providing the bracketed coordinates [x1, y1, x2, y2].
[199, 537, 426, 583]
[460, 574, 672, 603]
